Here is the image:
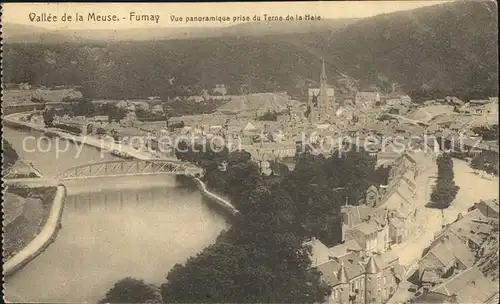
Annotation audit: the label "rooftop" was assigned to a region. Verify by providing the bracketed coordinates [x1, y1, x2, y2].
[432, 266, 498, 304]
[424, 231, 476, 269]
[328, 240, 363, 258]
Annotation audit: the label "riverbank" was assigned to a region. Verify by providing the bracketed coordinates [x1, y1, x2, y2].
[3, 185, 67, 278]
[192, 177, 239, 216]
[3, 113, 155, 161]
[3, 187, 58, 260]
[3, 112, 239, 215]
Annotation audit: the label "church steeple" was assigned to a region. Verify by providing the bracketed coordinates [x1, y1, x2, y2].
[320, 58, 327, 86]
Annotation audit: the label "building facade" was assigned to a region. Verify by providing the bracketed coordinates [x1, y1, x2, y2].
[307, 238, 403, 304]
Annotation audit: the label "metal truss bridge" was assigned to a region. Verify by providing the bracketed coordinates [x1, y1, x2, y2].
[56, 159, 203, 181]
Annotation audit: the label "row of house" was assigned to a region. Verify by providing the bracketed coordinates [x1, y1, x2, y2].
[410, 199, 499, 303]
[339, 149, 430, 257]
[305, 148, 433, 303]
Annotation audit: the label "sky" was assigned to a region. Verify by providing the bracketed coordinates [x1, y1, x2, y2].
[3, 1, 453, 30]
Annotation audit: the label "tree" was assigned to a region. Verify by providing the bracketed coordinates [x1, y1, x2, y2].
[472, 124, 498, 141]
[99, 277, 161, 303]
[96, 127, 106, 136]
[470, 151, 499, 176]
[42, 107, 55, 127]
[284, 153, 344, 246]
[71, 99, 94, 117]
[470, 154, 485, 174]
[110, 129, 119, 141]
[258, 111, 278, 121]
[224, 150, 264, 206]
[429, 153, 459, 209]
[160, 183, 331, 303]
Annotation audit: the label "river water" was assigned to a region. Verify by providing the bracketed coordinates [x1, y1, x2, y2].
[3, 127, 229, 303]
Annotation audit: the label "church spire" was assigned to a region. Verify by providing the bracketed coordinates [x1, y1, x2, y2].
[320, 57, 327, 85]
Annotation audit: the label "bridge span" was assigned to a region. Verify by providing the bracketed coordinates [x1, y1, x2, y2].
[55, 159, 203, 181]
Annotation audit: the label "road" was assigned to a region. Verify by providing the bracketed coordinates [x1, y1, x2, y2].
[390, 159, 438, 266]
[387, 157, 499, 304]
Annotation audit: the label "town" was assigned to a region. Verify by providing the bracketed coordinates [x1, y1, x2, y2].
[3, 57, 498, 303]
[2, 1, 498, 303]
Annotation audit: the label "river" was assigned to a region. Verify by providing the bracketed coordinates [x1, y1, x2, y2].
[3, 127, 229, 303]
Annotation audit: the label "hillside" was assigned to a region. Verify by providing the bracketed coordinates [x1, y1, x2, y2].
[3, 18, 357, 43]
[2, 1, 498, 100]
[286, 0, 498, 93]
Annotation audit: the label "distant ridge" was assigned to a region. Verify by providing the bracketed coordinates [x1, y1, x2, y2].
[2, 18, 358, 43]
[2, 1, 498, 100]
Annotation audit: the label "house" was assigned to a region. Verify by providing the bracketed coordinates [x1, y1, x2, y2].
[19, 82, 31, 90]
[341, 205, 390, 254]
[471, 199, 499, 219]
[417, 232, 476, 287]
[328, 240, 363, 259]
[411, 205, 498, 291]
[132, 101, 150, 111]
[355, 92, 380, 106]
[242, 121, 257, 132]
[120, 111, 137, 127]
[439, 208, 497, 251]
[116, 100, 129, 109]
[151, 104, 163, 114]
[212, 84, 227, 96]
[413, 267, 498, 304]
[316, 249, 403, 304]
[304, 237, 331, 267]
[217, 92, 290, 115]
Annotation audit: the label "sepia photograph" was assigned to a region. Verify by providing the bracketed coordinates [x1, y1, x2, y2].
[1, 1, 499, 303]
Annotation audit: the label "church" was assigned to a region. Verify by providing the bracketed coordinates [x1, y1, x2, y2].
[306, 58, 337, 123]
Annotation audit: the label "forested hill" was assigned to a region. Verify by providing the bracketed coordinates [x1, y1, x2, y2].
[301, 0, 499, 95]
[3, 1, 498, 100]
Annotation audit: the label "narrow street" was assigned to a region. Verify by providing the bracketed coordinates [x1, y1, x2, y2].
[387, 157, 499, 304]
[390, 159, 438, 266]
